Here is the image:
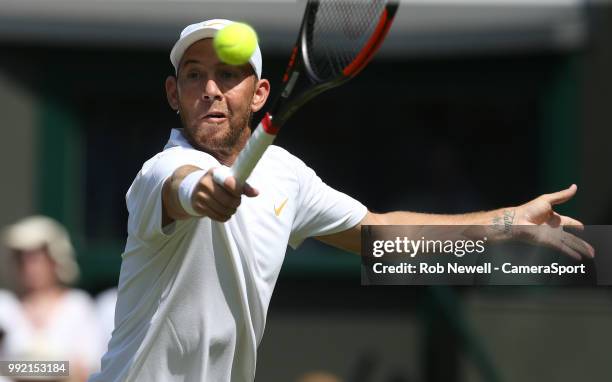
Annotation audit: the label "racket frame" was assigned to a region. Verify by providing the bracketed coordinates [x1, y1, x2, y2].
[222, 0, 399, 185]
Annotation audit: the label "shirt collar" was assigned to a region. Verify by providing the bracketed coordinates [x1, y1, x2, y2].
[164, 128, 193, 150]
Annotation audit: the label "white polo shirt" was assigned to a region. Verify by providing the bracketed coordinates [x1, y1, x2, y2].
[90, 129, 367, 382]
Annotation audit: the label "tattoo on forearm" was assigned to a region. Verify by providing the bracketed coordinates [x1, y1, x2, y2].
[492, 209, 516, 234]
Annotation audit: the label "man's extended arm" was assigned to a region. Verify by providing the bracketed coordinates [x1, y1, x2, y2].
[316, 184, 594, 259]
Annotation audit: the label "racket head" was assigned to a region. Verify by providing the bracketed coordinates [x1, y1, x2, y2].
[272, 0, 399, 125]
[302, 0, 399, 82]
[231, 0, 398, 183]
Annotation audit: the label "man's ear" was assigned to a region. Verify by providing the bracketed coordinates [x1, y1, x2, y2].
[251, 78, 271, 113]
[165, 76, 179, 112]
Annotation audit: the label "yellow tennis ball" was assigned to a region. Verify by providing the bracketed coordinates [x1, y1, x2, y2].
[214, 22, 258, 66]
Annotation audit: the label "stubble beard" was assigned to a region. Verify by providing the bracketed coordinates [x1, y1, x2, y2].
[179, 105, 253, 163]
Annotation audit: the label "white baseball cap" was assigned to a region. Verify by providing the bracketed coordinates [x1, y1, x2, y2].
[170, 19, 262, 79]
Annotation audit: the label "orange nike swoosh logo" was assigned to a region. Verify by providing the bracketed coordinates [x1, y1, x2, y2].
[274, 198, 289, 217]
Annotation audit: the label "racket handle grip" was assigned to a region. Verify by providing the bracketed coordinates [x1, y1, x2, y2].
[231, 119, 277, 184]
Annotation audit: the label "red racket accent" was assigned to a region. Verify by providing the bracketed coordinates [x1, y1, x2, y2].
[261, 112, 279, 135]
[282, 46, 299, 83]
[342, 8, 394, 77]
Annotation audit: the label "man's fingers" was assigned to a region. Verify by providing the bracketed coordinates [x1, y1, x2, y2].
[542, 184, 577, 205]
[560, 232, 595, 258]
[193, 193, 232, 221]
[559, 242, 582, 261]
[537, 233, 581, 260]
[210, 183, 242, 210]
[202, 171, 242, 207]
[528, 226, 595, 260]
[547, 213, 561, 228]
[558, 214, 585, 231]
[219, 173, 259, 198]
[192, 170, 243, 221]
[220, 174, 242, 198]
[202, 168, 259, 222]
[201, 192, 237, 217]
[194, 202, 230, 222]
[210, 166, 242, 197]
[543, 231, 595, 260]
[224, 177, 259, 198]
[242, 182, 259, 197]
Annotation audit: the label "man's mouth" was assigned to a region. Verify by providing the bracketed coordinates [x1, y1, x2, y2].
[202, 111, 227, 123]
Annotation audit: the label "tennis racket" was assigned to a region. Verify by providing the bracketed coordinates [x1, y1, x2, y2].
[214, 0, 399, 185]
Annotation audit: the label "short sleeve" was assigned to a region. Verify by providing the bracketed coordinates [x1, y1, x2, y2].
[288, 159, 367, 249]
[125, 148, 219, 243]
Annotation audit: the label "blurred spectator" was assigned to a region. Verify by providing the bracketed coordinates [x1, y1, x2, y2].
[94, 288, 117, 352]
[0, 289, 28, 356]
[0, 289, 28, 382]
[1, 216, 104, 382]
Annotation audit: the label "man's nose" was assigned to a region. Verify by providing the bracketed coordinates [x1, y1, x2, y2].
[202, 79, 223, 101]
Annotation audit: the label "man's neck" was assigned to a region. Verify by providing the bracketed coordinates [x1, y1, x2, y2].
[215, 128, 251, 166]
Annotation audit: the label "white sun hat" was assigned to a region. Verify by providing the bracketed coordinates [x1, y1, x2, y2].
[2, 216, 79, 285]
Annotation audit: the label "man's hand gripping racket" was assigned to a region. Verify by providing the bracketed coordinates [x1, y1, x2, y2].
[213, 0, 399, 186]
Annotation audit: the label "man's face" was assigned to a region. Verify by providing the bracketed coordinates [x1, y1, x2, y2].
[166, 39, 265, 157]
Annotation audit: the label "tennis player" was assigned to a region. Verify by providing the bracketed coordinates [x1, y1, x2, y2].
[89, 19, 593, 382]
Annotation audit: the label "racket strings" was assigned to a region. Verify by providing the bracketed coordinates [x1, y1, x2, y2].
[306, 0, 387, 81]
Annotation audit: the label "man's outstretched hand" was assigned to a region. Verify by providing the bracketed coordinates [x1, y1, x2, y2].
[512, 184, 595, 260]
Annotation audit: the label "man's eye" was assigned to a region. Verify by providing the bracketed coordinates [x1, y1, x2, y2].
[186, 71, 201, 80]
[220, 70, 236, 80]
